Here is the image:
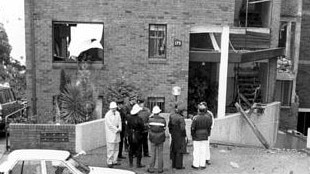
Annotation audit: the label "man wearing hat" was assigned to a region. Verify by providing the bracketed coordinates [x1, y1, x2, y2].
[137, 98, 151, 157]
[116, 98, 127, 159]
[127, 104, 145, 168]
[105, 101, 122, 168]
[147, 106, 166, 173]
[191, 102, 213, 170]
[169, 105, 187, 170]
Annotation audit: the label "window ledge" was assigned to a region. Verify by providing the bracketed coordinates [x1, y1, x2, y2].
[148, 58, 167, 64]
[52, 61, 106, 70]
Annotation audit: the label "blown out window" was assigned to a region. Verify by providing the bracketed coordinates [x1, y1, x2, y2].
[149, 24, 167, 58]
[53, 22, 104, 63]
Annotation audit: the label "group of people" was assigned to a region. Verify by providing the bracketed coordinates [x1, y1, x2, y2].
[104, 97, 214, 173]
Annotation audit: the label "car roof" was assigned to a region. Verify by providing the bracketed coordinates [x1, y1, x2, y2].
[8, 149, 71, 161]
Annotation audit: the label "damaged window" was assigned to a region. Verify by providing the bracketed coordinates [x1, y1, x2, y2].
[53, 22, 104, 63]
[235, 0, 271, 27]
[149, 24, 167, 58]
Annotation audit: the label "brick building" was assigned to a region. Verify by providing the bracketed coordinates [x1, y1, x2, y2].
[25, 0, 284, 123]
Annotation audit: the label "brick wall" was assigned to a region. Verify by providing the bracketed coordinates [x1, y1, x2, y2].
[25, 0, 235, 122]
[299, 0, 310, 61]
[10, 124, 76, 152]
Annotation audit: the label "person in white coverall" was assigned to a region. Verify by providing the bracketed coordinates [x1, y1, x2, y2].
[105, 101, 122, 168]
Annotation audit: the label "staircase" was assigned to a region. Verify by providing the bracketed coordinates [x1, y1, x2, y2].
[237, 67, 262, 108]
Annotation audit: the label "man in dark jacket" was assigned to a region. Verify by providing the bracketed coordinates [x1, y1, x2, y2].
[191, 102, 213, 169]
[117, 99, 127, 159]
[147, 106, 166, 173]
[137, 98, 151, 157]
[127, 104, 145, 168]
[169, 105, 186, 170]
[124, 96, 136, 151]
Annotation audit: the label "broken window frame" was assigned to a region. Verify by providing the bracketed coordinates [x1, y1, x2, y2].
[52, 21, 104, 64]
[275, 80, 292, 107]
[236, 0, 272, 28]
[149, 24, 167, 59]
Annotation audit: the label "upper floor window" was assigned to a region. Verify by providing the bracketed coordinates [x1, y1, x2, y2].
[149, 24, 167, 58]
[53, 22, 104, 63]
[235, 0, 271, 28]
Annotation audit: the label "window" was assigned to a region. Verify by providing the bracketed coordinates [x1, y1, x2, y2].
[46, 161, 74, 174]
[0, 89, 15, 104]
[235, 0, 271, 27]
[275, 80, 292, 106]
[11, 160, 42, 174]
[147, 97, 165, 112]
[53, 22, 104, 63]
[149, 24, 167, 58]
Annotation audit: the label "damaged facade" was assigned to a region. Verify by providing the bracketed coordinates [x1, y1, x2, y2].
[25, 0, 284, 123]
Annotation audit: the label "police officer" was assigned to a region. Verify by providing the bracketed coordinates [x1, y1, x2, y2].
[117, 98, 127, 159]
[137, 98, 151, 157]
[169, 105, 186, 169]
[127, 104, 145, 168]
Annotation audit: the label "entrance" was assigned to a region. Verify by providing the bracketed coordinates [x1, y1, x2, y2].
[188, 61, 218, 116]
[297, 112, 310, 136]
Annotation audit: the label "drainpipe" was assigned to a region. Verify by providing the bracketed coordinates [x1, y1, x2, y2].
[30, 0, 37, 115]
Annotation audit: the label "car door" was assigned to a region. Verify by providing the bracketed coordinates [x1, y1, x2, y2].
[10, 160, 43, 174]
[44, 160, 77, 174]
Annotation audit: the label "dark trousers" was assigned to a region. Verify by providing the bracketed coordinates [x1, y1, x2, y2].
[118, 130, 125, 157]
[141, 132, 149, 156]
[171, 152, 184, 169]
[129, 142, 142, 165]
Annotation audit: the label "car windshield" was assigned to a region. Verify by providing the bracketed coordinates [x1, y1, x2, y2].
[66, 157, 90, 174]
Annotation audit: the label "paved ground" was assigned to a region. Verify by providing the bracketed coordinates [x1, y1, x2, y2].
[75, 139, 310, 174]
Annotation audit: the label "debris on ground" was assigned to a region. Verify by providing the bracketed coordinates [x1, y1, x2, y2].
[230, 161, 240, 168]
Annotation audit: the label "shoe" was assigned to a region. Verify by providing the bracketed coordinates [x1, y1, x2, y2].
[107, 164, 113, 168]
[201, 166, 206, 169]
[113, 163, 121, 166]
[118, 156, 126, 159]
[176, 167, 185, 170]
[206, 160, 211, 165]
[144, 154, 151, 157]
[147, 169, 154, 173]
[137, 164, 145, 168]
[191, 165, 199, 170]
[158, 170, 164, 173]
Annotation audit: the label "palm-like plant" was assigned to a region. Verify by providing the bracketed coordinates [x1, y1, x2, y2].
[59, 84, 87, 124]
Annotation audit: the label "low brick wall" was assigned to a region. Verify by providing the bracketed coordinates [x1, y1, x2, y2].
[10, 124, 76, 152]
[75, 119, 106, 153]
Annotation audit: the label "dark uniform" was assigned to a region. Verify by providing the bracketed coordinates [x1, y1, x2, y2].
[127, 107, 145, 168]
[117, 106, 127, 159]
[169, 111, 186, 169]
[138, 107, 151, 157]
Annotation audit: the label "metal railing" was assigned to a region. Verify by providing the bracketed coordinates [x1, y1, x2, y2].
[4, 106, 29, 151]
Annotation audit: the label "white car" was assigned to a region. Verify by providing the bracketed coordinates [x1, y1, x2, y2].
[0, 149, 135, 174]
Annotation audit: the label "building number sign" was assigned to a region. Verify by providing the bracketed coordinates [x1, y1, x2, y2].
[40, 132, 69, 142]
[174, 39, 182, 46]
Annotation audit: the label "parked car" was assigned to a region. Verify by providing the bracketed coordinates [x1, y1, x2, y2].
[0, 149, 135, 174]
[0, 86, 25, 132]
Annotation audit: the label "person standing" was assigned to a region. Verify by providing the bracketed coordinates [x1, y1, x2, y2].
[127, 104, 145, 168]
[105, 102, 122, 168]
[124, 96, 136, 151]
[137, 98, 151, 157]
[191, 102, 213, 170]
[147, 106, 166, 173]
[205, 105, 215, 165]
[169, 105, 186, 170]
[117, 99, 127, 159]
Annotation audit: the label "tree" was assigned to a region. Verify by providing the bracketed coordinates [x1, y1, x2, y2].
[0, 24, 26, 98]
